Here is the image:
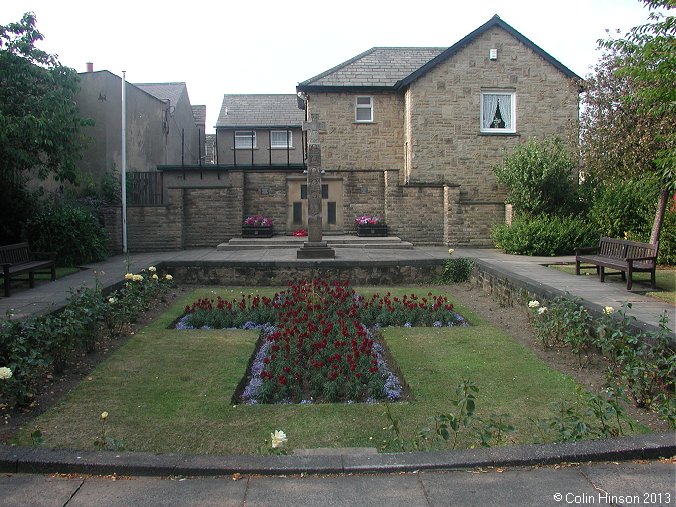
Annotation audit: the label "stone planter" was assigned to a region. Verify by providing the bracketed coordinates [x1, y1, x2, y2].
[357, 224, 388, 237]
[242, 225, 273, 238]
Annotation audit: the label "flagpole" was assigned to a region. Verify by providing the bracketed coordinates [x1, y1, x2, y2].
[121, 70, 128, 254]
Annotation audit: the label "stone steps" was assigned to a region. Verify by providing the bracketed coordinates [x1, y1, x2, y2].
[217, 235, 414, 250]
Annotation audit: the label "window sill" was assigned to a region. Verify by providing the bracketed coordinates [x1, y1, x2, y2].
[478, 131, 519, 137]
[270, 147, 295, 150]
[353, 121, 375, 124]
[234, 147, 259, 150]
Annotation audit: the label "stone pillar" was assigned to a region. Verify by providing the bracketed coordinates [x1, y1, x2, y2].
[297, 113, 335, 259]
[444, 185, 461, 246]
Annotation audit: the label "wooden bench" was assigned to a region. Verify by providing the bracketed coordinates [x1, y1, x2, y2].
[0, 243, 56, 297]
[575, 237, 658, 290]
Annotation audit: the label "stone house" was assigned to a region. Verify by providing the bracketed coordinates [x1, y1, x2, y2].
[296, 14, 583, 245]
[112, 15, 582, 251]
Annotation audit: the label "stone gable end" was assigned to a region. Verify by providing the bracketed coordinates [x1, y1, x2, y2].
[406, 26, 580, 198]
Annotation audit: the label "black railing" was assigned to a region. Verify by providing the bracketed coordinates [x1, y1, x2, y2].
[127, 172, 163, 206]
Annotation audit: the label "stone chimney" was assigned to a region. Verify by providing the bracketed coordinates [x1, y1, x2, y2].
[86, 62, 94, 72]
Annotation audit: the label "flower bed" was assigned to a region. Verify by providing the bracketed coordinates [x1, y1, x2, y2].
[176, 280, 466, 404]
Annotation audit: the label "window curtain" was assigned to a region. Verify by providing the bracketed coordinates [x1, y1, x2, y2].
[482, 94, 500, 129]
[499, 94, 512, 129]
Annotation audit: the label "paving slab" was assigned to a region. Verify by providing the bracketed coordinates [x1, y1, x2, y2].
[244, 473, 428, 507]
[0, 473, 83, 507]
[68, 475, 248, 507]
[420, 467, 591, 507]
[578, 461, 676, 505]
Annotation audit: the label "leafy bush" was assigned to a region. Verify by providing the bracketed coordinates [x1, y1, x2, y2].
[439, 257, 475, 283]
[493, 137, 581, 217]
[492, 215, 598, 256]
[24, 199, 108, 266]
[656, 209, 676, 265]
[588, 179, 658, 240]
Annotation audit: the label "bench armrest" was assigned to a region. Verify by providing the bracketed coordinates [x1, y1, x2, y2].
[575, 246, 597, 256]
[626, 255, 657, 262]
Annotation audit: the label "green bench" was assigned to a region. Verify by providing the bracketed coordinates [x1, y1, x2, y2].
[1, 242, 56, 297]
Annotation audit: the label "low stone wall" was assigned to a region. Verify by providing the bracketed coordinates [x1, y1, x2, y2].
[160, 260, 445, 286]
[469, 259, 672, 340]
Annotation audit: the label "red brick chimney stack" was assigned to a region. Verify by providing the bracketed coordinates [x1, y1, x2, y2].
[86, 62, 94, 72]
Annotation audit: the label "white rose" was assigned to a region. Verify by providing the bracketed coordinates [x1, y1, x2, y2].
[0, 367, 13, 380]
[270, 430, 287, 448]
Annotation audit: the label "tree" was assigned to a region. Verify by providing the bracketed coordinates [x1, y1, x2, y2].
[588, 0, 676, 244]
[0, 12, 89, 242]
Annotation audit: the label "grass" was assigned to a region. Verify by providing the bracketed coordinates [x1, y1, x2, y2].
[13, 286, 650, 455]
[550, 264, 675, 303]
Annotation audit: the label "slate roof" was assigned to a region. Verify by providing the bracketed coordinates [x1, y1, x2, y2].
[298, 47, 446, 89]
[192, 105, 206, 126]
[297, 15, 582, 92]
[135, 82, 188, 106]
[216, 94, 304, 128]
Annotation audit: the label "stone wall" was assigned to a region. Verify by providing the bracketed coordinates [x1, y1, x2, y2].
[341, 170, 386, 232]
[164, 261, 444, 286]
[243, 171, 291, 234]
[385, 180, 446, 244]
[108, 164, 503, 251]
[127, 187, 184, 251]
[307, 92, 405, 172]
[406, 26, 580, 200]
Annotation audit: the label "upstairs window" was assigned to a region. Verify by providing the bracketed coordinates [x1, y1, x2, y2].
[235, 130, 256, 148]
[355, 96, 373, 122]
[271, 130, 293, 148]
[480, 91, 515, 133]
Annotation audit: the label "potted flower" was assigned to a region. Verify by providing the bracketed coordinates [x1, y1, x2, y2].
[355, 214, 387, 237]
[242, 215, 273, 238]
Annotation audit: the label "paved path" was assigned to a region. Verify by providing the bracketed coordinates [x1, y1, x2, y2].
[1, 245, 673, 333]
[1, 459, 674, 507]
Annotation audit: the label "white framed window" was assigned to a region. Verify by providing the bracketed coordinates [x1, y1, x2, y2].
[235, 130, 256, 148]
[271, 130, 293, 148]
[355, 96, 373, 122]
[480, 91, 516, 133]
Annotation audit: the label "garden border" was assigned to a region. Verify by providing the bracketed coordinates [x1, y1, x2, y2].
[469, 258, 676, 346]
[0, 433, 672, 476]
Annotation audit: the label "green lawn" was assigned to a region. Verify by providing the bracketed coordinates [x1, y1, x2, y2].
[13, 286, 649, 454]
[550, 264, 675, 303]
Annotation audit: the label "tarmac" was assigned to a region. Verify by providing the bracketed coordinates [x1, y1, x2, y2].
[0, 243, 674, 505]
